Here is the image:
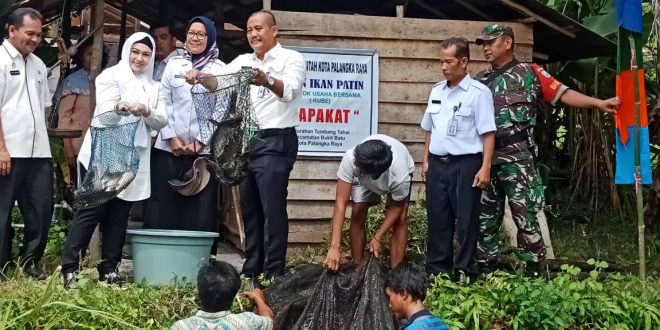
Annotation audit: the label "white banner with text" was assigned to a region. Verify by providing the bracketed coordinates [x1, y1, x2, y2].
[286, 46, 379, 157]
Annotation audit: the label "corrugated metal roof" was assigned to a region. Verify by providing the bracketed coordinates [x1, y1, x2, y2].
[4, 0, 616, 63]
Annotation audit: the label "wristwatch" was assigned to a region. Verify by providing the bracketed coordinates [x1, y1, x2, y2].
[265, 72, 275, 87]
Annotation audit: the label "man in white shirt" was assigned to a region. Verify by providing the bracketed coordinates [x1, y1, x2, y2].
[420, 37, 496, 282]
[0, 8, 53, 280]
[224, 10, 305, 283]
[324, 135, 415, 271]
[150, 22, 182, 82]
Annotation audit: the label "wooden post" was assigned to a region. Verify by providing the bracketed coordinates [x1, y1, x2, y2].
[87, 0, 105, 265]
[222, 186, 245, 250]
[133, 17, 139, 33]
[214, 0, 225, 61]
[263, 0, 271, 10]
[396, 5, 405, 18]
[61, 0, 72, 44]
[118, 0, 127, 58]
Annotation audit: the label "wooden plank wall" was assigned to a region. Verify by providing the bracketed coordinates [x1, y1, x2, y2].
[224, 11, 533, 248]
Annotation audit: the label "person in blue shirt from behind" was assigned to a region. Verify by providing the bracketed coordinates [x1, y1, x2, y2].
[386, 263, 449, 330]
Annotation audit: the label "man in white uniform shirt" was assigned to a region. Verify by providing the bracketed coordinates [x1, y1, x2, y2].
[224, 10, 305, 284]
[421, 37, 496, 282]
[324, 135, 415, 271]
[151, 22, 182, 82]
[0, 8, 52, 280]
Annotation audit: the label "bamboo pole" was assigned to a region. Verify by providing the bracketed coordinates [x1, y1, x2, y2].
[627, 35, 647, 300]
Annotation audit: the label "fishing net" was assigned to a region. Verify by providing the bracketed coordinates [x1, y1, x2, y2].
[190, 68, 259, 185]
[74, 111, 141, 208]
[265, 255, 398, 330]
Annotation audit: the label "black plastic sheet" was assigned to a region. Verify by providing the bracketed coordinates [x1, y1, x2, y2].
[265, 255, 397, 330]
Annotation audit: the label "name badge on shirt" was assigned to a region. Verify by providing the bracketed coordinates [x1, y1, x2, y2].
[431, 100, 441, 104]
[10, 70, 19, 75]
[447, 117, 459, 136]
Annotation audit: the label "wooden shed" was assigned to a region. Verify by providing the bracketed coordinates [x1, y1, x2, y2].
[274, 10, 535, 247]
[5, 0, 616, 251]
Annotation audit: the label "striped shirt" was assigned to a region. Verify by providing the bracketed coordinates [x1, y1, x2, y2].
[170, 310, 272, 330]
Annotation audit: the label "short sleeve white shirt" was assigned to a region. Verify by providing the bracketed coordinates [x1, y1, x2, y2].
[0, 40, 52, 158]
[225, 43, 306, 129]
[154, 56, 226, 153]
[420, 74, 496, 156]
[337, 134, 415, 201]
[153, 49, 184, 82]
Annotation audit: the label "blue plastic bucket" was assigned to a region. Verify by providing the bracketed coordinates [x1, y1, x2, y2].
[127, 229, 218, 286]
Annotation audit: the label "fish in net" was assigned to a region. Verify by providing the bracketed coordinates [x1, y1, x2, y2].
[190, 68, 260, 185]
[74, 111, 141, 208]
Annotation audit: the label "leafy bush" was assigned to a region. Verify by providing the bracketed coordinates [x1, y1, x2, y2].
[426, 262, 660, 329]
[10, 207, 71, 270]
[2, 260, 657, 329]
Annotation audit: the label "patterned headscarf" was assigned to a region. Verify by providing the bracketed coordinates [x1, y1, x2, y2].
[183, 16, 220, 70]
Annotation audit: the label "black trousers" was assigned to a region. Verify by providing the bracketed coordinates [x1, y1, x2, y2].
[0, 158, 53, 267]
[425, 153, 483, 275]
[143, 149, 219, 233]
[240, 128, 298, 278]
[61, 190, 132, 274]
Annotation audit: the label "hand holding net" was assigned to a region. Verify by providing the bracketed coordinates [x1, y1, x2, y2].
[74, 110, 142, 207]
[190, 68, 260, 185]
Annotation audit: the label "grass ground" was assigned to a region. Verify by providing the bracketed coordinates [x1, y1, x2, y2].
[550, 219, 660, 268]
[2, 203, 659, 329]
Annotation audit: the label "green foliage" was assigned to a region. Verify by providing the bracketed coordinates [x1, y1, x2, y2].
[536, 0, 660, 222]
[10, 208, 69, 270]
[582, 10, 618, 36]
[426, 265, 660, 329]
[0, 272, 198, 329]
[42, 224, 69, 267]
[2, 261, 657, 329]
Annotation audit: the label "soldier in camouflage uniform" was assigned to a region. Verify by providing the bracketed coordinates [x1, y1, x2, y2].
[473, 24, 619, 276]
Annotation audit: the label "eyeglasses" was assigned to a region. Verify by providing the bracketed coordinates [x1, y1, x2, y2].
[187, 31, 208, 40]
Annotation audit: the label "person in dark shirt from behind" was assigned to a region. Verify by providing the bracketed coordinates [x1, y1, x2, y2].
[386, 263, 449, 330]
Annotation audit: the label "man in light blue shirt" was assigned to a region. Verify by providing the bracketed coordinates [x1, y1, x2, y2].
[421, 37, 496, 282]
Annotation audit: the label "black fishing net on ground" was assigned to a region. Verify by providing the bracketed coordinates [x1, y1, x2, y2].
[265, 255, 398, 330]
[190, 68, 259, 185]
[74, 111, 141, 208]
